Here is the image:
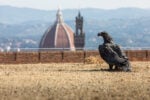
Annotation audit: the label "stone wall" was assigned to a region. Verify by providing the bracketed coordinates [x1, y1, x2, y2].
[0, 50, 149, 64]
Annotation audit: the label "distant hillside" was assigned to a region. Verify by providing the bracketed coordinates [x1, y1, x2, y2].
[0, 6, 150, 49]
[0, 6, 150, 24]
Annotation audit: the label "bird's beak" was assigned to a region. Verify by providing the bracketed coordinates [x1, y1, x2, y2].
[97, 33, 101, 37]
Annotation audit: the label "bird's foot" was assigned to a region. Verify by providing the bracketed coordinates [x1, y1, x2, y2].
[123, 67, 132, 72]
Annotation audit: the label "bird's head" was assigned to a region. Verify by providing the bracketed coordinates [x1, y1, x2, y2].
[97, 31, 113, 43]
[97, 31, 108, 37]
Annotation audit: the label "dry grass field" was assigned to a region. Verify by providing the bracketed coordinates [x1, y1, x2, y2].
[0, 62, 150, 100]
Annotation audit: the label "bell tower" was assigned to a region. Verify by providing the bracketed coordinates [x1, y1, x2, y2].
[74, 11, 85, 50]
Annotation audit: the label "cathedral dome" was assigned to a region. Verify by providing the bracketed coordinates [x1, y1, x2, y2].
[39, 8, 75, 50]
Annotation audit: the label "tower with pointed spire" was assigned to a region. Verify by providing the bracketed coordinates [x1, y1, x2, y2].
[74, 11, 85, 50]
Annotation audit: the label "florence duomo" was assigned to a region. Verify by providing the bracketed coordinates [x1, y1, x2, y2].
[39, 7, 85, 50]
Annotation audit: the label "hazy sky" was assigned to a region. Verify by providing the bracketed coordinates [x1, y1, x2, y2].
[0, 0, 150, 10]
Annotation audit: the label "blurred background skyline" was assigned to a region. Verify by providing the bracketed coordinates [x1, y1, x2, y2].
[0, 0, 150, 51]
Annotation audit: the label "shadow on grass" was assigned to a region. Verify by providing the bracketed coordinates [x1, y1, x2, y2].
[75, 69, 127, 72]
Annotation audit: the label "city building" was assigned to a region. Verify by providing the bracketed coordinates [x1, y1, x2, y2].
[74, 11, 85, 50]
[39, 8, 85, 51]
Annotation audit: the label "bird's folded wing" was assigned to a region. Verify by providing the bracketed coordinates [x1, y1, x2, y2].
[104, 45, 127, 64]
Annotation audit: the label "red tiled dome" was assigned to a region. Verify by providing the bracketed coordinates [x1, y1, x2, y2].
[39, 8, 75, 50]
